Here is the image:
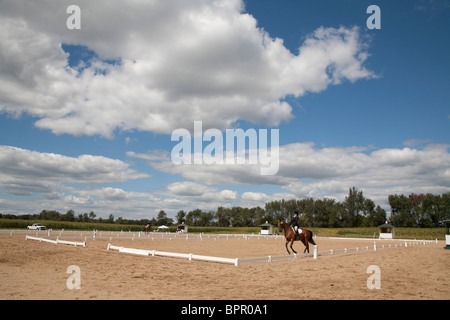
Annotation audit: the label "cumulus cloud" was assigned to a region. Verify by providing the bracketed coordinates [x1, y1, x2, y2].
[0, 145, 163, 217]
[281, 143, 450, 205]
[0, 145, 148, 196]
[75, 187, 155, 202]
[0, 0, 375, 137]
[2, 142, 448, 217]
[163, 181, 237, 204]
[131, 148, 289, 185]
[5, 0, 444, 219]
[131, 142, 450, 207]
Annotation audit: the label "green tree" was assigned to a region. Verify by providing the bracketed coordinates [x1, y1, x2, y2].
[156, 210, 173, 225]
[342, 187, 365, 227]
[264, 200, 283, 222]
[107, 214, 115, 224]
[88, 211, 96, 221]
[230, 207, 244, 227]
[39, 210, 61, 220]
[253, 206, 266, 226]
[215, 206, 231, 227]
[390, 194, 414, 227]
[116, 216, 124, 224]
[390, 192, 450, 227]
[198, 211, 214, 226]
[297, 198, 315, 227]
[175, 210, 186, 224]
[366, 205, 386, 227]
[313, 198, 337, 227]
[186, 209, 202, 226]
[61, 210, 75, 222]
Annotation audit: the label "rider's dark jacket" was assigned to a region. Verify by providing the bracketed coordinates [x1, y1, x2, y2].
[289, 215, 299, 228]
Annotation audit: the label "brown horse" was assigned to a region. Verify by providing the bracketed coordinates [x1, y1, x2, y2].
[144, 223, 152, 233]
[278, 220, 316, 255]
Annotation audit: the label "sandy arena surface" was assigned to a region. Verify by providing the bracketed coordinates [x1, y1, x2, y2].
[0, 233, 448, 300]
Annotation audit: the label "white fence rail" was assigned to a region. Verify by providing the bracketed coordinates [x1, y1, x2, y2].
[1, 229, 285, 241]
[25, 235, 86, 247]
[107, 243, 239, 266]
[3, 229, 439, 245]
[107, 244, 318, 266]
[107, 238, 438, 267]
[13, 230, 441, 266]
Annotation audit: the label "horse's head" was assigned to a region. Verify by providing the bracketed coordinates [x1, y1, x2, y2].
[277, 220, 284, 232]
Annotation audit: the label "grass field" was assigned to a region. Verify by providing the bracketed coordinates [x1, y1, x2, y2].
[0, 219, 445, 240]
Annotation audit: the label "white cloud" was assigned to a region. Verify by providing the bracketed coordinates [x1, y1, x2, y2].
[0, 146, 161, 218]
[238, 191, 297, 209]
[0, 0, 375, 137]
[403, 138, 432, 147]
[135, 149, 289, 185]
[282, 143, 450, 205]
[241, 192, 267, 202]
[76, 187, 156, 202]
[4, 1, 445, 219]
[166, 181, 214, 197]
[131, 142, 450, 208]
[163, 181, 238, 205]
[2, 142, 448, 218]
[0, 145, 148, 196]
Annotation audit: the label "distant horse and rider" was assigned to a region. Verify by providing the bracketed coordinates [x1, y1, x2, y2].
[278, 211, 316, 255]
[144, 223, 152, 233]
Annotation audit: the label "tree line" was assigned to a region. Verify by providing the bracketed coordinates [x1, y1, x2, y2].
[166, 189, 449, 228]
[176, 187, 387, 228]
[1, 188, 448, 228]
[389, 192, 449, 227]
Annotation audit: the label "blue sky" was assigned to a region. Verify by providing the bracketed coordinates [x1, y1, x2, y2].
[245, 0, 449, 147]
[0, 0, 449, 220]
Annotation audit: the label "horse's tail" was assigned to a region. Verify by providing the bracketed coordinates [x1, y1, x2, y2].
[308, 230, 316, 245]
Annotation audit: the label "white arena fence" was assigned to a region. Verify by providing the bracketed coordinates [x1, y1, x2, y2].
[25, 235, 86, 247]
[1, 229, 440, 265]
[1, 229, 439, 245]
[0, 229, 288, 241]
[107, 243, 240, 266]
[106, 238, 438, 266]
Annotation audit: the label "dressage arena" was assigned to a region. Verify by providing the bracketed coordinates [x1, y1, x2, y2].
[0, 230, 449, 300]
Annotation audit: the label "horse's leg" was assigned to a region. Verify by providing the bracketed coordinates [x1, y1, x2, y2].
[285, 240, 290, 255]
[301, 236, 309, 253]
[305, 231, 316, 253]
[309, 232, 316, 246]
[290, 239, 297, 254]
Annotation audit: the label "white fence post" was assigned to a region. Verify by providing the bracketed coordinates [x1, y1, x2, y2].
[313, 245, 318, 259]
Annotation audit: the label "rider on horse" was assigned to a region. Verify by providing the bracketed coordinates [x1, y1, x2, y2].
[290, 211, 300, 236]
